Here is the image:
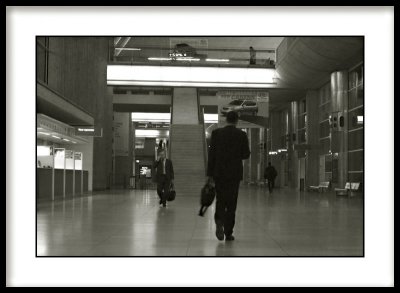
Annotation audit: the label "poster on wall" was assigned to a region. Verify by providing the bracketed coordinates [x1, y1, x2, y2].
[74, 152, 82, 170]
[54, 148, 65, 169]
[217, 90, 269, 128]
[113, 112, 130, 156]
[65, 150, 74, 170]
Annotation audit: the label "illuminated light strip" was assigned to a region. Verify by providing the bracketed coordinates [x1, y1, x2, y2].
[108, 65, 276, 88]
[51, 135, 61, 139]
[176, 58, 200, 61]
[135, 129, 170, 137]
[204, 114, 218, 123]
[115, 47, 141, 51]
[148, 57, 172, 61]
[131, 113, 171, 122]
[206, 58, 230, 62]
[108, 80, 276, 88]
[38, 132, 50, 136]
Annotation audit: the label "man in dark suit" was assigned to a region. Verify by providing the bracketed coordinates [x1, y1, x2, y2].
[207, 111, 251, 241]
[153, 150, 174, 207]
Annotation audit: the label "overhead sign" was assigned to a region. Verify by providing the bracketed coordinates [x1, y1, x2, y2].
[114, 112, 130, 156]
[74, 126, 103, 137]
[217, 91, 269, 101]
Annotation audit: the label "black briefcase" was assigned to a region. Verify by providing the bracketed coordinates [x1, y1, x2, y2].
[167, 183, 176, 201]
[198, 183, 216, 216]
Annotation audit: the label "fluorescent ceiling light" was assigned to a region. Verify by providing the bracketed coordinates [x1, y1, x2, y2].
[204, 114, 218, 123]
[63, 139, 70, 142]
[148, 57, 172, 61]
[176, 58, 200, 61]
[38, 132, 50, 136]
[131, 112, 171, 123]
[108, 65, 276, 88]
[206, 58, 229, 62]
[115, 48, 141, 51]
[135, 129, 169, 138]
[51, 135, 61, 139]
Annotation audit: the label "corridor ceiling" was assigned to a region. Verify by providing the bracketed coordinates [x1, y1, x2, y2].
[113, 36, 283, 66]
[111, 36, 363, 112]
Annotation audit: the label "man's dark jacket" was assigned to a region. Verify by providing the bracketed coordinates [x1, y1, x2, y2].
[153, 158, 174, 181]
[207, 125, 250, 181]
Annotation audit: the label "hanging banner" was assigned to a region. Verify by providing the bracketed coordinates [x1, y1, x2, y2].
[113, 112, 130, 156]
[217, 90, 269, 128]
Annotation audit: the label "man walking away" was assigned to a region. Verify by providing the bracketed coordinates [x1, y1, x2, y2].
[264, 162, 278, 193]
[207, 111, 251, 241]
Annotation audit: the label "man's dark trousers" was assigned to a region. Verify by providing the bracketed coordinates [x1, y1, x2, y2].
[157, 174, 171, 204]
[214, 179, 240, 237]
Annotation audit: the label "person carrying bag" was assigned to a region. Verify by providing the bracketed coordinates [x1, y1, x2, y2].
[198, 179, 216, 217]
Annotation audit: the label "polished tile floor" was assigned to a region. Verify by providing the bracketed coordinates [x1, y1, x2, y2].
[37, 185, 364, 256]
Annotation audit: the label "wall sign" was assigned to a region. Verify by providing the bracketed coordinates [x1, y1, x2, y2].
[74, 126, 103, 137]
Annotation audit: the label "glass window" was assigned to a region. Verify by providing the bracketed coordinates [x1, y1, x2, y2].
[349, 86, 364, 110]
[298, 129, 306, 143]
[320, 138, 330, 155]
[325, 155, 332, 172]
[348, 150, 364, 172]
[348, 172, 363, 184]
[229, 100, 243, 106]
[319, 120, 330, 138]
[348, 107, 364, 130]
[298, 114, 306, 129]
[348, 128, 364, 151]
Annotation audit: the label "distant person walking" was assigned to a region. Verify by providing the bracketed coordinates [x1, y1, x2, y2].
[249, 46, 256, 65]
[207, 111, 251, 241]
[153, 150, 174, 207]
[264, 162, 278, 193]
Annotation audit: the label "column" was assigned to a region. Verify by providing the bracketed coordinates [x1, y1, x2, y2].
[288, 102, 299, 189]
[172, 88, 198, 124]
[270, 111, 282, 187]
[305, 90, 319, 187]
[250, 128, 259, 184]
[331, 71, 349, 188]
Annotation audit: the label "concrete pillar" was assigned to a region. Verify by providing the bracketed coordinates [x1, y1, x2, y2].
[172, 88, 198, 124]
[331, 71, 349, 188]
[250, 128, 259, 183]
[270, 111, 282, 187]
[305, 90, 319, 187]
[243, 128, 250, 183]
[288, 102, 299, 189]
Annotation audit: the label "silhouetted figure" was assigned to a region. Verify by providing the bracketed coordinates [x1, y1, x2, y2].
[207, 111, 251, 241]
[249, 46, 256, 65]
[264, 162, 278, 193]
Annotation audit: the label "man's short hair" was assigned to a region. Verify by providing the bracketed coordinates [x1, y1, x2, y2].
[226, 111, 239, 124]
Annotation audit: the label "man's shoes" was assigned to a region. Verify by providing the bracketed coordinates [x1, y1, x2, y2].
[159, 199, 162, 205]
[216, 224, 224, 241]
[225, 235, 235, 241]
[162, 203, 167, 207]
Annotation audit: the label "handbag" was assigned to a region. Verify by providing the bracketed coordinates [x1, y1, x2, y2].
[167, 182, 176, 201]
[198, 182, 216, 216]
